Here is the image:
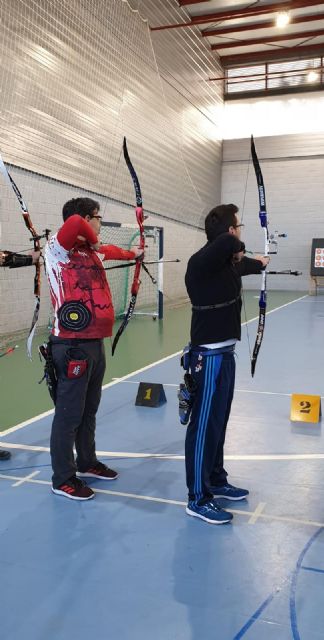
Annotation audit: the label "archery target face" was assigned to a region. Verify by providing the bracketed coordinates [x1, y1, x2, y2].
[58, 301, 92, 332]
[314, 248, 324, 268]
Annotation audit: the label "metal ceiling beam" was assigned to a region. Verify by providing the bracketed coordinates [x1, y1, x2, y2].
[202, 12, 324, 37]
[211, 27, 324, 50]
[150, 1, 324, 31]
[221, 41, 324, 66]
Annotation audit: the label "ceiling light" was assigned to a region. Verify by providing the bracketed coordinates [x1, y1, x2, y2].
[276, 11, 290, 28]
[307, 70, 319, 83]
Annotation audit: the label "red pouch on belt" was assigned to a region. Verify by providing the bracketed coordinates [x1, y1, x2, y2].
[67, 359, 87, 379]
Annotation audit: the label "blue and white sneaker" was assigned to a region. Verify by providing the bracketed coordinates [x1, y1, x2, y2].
[211, 483, 249, 501]
[186, 499, 233, 524]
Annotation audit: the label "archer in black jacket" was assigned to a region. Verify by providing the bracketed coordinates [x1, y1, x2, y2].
[183, 203, 269, 525]
[186, 232, 265, 346]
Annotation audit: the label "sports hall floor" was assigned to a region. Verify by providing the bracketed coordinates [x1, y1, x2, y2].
[1, 292, 324, 640]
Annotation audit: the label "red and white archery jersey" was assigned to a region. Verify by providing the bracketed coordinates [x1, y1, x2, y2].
[44, 215, 135, 339]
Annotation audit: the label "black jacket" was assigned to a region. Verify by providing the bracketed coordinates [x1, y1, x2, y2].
[185, 233, 264, 345]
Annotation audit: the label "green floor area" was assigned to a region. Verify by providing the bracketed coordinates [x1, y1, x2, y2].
[0, 291, 305, 431]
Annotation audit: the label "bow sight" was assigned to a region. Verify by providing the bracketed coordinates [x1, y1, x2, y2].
[268, 230, 287, 254]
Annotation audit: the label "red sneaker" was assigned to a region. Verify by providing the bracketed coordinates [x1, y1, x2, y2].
[77, 461, 118, 480]
[52, 476, 94, 500]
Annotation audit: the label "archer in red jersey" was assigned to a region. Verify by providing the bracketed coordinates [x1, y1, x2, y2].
[44, 197, 142, 500]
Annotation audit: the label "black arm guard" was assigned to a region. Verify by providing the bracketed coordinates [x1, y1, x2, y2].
[1, 251, 33, 268]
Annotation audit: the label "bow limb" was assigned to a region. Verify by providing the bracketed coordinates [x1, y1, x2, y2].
[250, 135, 269, 377]
[111, 137, 144, 356]
[0, 153, 41, 358]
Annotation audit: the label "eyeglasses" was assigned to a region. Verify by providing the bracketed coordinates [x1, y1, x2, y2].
[234, 223, 245, 229]
[91, 215, 102, 223]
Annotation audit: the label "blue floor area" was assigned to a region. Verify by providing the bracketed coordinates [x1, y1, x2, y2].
[1, 295, 324, 640]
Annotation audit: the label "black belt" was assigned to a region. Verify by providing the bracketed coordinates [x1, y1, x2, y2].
[192, 292, 241, 311]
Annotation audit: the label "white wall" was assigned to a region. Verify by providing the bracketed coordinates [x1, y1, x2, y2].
[222, 131, 324, 291]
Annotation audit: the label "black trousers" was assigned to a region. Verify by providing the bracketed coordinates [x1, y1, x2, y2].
[185, 347, 235, 503]
[50, 338, 106, 488]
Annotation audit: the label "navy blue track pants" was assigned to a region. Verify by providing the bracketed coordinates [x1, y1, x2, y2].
[185, 348, 235, 503]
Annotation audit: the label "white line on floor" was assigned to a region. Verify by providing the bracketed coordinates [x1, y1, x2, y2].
[0, 351, 181, 436]
[237, 389, 292, 397]
[0, 471, 323, 529]
[241, 294, 308, 326]
[0, 410, 55, 436]
[226, 454, 324, 461]
[110, 381, 322, 399]
[1, 440, 324, 462]
[112, 379, 178, 386]
[248, 502, 266, 524]
[112, 380, 293, 397]
[237, 389, 324, 398]
[12, 470, 40, 487]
